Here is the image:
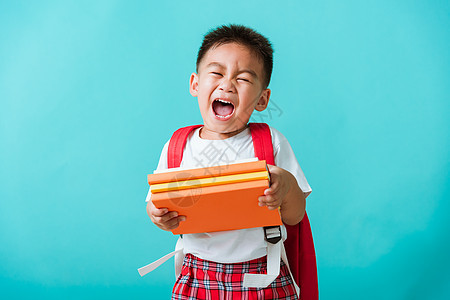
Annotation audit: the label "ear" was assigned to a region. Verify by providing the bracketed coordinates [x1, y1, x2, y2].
[190, 73, 199, 97]
[255, 88, 271, 112]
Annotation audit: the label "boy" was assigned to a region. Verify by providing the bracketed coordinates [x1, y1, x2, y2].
[146, 24, 311, 299]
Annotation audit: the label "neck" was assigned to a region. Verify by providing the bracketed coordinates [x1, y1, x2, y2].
[199, 125, 248, 140]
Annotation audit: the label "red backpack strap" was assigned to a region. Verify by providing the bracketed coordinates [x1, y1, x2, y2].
[167, 125, 202, 168]
[249, 123, 275, 165]
[249, 122, 318, 300]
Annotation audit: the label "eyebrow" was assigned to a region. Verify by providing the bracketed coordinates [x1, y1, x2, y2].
[206, 62, 258, 78]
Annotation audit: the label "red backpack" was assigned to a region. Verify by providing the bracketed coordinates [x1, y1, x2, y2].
[167, 123, 318, 300]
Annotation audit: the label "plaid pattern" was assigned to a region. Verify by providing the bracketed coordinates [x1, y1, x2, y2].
[172, 254, 298, 300]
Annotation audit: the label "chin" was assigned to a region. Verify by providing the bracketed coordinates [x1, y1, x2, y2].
[219, 122, 248, 134]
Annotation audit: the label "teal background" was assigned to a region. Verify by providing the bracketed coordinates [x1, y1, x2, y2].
[1, 0, 448, 299]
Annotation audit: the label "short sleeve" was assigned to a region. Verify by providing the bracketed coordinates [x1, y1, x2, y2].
[145, 140, 170, 202]
[270, 127, 312, 198]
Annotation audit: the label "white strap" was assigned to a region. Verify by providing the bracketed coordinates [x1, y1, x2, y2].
[137, 237, 184, 277]
[243, 240, 281, 288]
[243, 234, 300, 299]
[280, 241, 300, 297]
[174, 237, 184, 278]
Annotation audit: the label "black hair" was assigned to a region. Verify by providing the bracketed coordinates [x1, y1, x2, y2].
[196, 24, 274, 88]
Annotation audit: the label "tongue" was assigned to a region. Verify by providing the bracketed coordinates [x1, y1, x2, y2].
[213, 101, 233, 116]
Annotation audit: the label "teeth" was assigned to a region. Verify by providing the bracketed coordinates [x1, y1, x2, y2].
[216, 99, 233, 105]
[216, 114, 232, 119]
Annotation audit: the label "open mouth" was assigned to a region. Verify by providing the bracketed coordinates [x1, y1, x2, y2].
[212, 99, 235, 120]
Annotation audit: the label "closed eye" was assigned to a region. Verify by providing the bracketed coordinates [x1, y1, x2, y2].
[237, 78, 250, 83]
[211, 72, 222, 76]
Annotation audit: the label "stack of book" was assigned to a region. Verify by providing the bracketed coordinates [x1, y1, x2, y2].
[148, 159, 282, 234]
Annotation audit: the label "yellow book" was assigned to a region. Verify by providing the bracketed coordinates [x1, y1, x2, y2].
[151, 170, 270, 193]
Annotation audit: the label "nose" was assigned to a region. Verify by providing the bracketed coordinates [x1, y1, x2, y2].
[218, 77, 236, 93]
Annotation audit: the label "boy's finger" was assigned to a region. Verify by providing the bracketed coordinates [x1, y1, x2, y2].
[165, 217, 181, 230]
[152, 207, 169, 217]
[267, 205, 280, 211]
[258, 195, 267, 206]
[165, 216, 187, 230]
[259, 196, 279, 208]
[263, 193, 276, 203]
[265, 181, 279, 195]
[266, 164, 277, 173]
[161, 211, 179, 222]
[264, 200, 279, 208]
[154, 211, 178, 224]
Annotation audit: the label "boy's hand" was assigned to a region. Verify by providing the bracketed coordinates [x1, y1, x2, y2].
[258, 164, 306, 225]
[147, 201, 186, 231]
[258, 164, 290, 210]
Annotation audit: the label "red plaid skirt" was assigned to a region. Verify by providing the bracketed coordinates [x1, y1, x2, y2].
[172, 254, 298, 300]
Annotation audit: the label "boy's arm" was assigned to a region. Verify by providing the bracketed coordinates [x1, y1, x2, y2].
[258, 164, 306, 225]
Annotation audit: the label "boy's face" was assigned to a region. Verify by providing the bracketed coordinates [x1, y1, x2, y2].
[190, 42, 270, 139]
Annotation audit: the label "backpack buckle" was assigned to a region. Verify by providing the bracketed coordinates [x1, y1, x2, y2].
[264, 226, 281, 244]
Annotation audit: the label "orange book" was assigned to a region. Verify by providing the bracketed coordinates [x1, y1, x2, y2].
[149, 159, 282, 235]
